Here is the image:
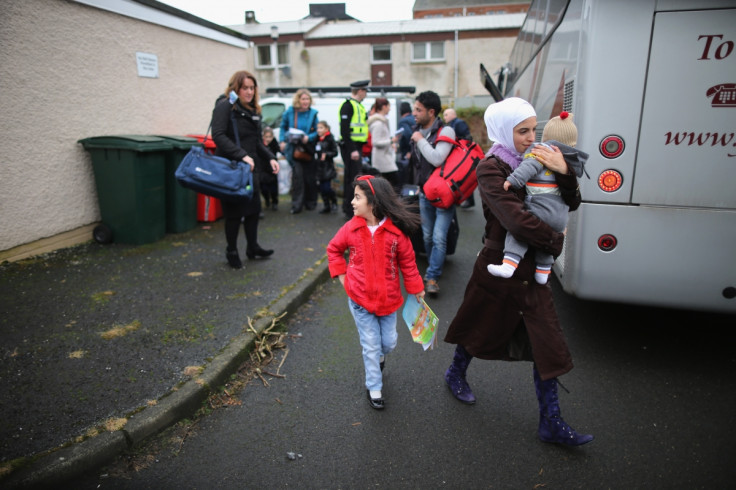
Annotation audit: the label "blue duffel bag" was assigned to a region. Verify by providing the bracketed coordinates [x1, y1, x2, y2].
[175, 145, 253, 202]
[176, 111, 253, 202]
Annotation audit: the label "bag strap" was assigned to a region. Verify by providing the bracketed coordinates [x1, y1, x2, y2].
[435, 134, 458, 146]
[432, 134, 458, 177]
[230, 112, 241, 148]
[293, 109, 316, 133]
[202, 99, 241, 148]
[201, 122, 214, 147]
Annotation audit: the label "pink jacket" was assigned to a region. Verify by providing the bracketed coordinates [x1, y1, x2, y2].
[327, 216, 424, 316]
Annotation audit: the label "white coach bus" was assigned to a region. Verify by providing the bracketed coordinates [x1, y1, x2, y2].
[484, 0, 735, 313]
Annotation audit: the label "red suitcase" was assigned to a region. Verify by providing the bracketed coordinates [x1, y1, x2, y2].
[187, 134, 223, 222]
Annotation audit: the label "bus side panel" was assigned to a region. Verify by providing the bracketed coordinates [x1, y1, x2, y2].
[633, 8, 736, 209]
[559, 203, 736, 313]
[574, 0, 655, 205]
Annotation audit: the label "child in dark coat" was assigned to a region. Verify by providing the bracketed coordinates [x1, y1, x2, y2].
[261, 126, 281, 210]
[315, 121, 339, 214]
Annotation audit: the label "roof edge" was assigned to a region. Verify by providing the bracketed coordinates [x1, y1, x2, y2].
[130, 0, 249, 41]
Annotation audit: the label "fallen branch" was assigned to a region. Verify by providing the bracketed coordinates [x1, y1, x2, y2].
[256, 370, 270, 387]
[276, 348, 289, 375]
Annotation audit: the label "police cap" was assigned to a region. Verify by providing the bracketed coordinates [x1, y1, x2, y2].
[350, 80, 370, 90]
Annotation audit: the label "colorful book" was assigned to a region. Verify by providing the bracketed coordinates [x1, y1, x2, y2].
[402, 295, 438, 351]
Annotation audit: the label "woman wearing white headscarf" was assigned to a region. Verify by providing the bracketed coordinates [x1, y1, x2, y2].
[443, 98, 593, 446]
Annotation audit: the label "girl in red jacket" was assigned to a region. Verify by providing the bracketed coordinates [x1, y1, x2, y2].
[327, 175, 425, 410]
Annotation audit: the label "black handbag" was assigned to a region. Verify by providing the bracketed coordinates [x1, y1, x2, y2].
[176, 114, 253, 202]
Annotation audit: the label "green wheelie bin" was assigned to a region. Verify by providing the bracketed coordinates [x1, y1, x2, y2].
[78, 135, 172, 245]
[154, 135, 201, 234]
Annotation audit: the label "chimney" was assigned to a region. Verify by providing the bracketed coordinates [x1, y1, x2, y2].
[245, 10, 257, 24]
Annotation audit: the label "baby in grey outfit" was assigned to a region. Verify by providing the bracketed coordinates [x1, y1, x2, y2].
[488, 112, 588, 284]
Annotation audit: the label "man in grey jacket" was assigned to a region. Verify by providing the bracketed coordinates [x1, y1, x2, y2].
[410, 91, 456, 296]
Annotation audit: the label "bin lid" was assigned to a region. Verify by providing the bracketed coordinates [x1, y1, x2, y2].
[77, 135, 174, 152]
[153, 135, 202, 149]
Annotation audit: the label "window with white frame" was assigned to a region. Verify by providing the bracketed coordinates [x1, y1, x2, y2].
[256, 44, 289, 68]
[371, 44, 391, 63]
[412, 41, 445, 62]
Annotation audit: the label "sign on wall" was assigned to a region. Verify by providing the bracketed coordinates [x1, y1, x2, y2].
[135, 52, 159, 78]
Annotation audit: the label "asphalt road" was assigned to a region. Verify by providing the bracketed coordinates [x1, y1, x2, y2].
[66, 203, 736, 489]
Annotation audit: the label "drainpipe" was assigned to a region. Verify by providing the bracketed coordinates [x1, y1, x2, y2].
[454, 29, 459, 105]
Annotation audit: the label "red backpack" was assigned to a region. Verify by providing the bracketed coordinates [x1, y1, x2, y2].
[423, 135, 484, 209]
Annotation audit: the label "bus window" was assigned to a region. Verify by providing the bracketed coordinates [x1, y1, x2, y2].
[507, 0, 570, 88]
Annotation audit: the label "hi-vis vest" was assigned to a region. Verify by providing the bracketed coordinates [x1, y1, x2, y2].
[341, 98, 368, 143]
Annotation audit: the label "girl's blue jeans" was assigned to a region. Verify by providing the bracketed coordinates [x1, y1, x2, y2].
[348, 298, 398, 391]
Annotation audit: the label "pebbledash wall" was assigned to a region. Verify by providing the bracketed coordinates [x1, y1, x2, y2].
[0, 0, 249, 261]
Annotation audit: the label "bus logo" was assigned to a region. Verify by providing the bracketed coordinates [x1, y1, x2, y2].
[706, 83, 736, 107]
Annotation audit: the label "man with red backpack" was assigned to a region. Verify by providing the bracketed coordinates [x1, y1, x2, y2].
[444, 107, 476, 209]
[410, 91, 456, 296]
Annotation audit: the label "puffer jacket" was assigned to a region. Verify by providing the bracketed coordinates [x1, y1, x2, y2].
[327, 216, 424, 316]
[367, 113, 397, 173]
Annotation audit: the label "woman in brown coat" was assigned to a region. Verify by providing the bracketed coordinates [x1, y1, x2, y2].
[443, 97, 593, 446]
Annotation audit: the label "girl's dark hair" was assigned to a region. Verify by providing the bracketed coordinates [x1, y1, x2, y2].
[353, 176, 421, 236]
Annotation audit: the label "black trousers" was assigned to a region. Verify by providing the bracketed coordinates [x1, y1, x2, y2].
[290, 158, 318, 211]
[222, 201, 260, 253]
[340, 142, 363, 218]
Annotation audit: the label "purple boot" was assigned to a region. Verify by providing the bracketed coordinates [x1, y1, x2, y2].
[533, 366, 593, 446]
[444, 345, 476, 404]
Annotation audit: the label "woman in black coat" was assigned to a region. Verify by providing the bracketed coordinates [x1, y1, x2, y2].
[211, 70, 279, 269]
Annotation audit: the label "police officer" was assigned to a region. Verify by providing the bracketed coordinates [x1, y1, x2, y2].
[339, 80, 369, 219]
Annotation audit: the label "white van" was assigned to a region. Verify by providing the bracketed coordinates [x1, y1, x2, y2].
[260, 87, 414, 196]
[261, 88, 415, 164]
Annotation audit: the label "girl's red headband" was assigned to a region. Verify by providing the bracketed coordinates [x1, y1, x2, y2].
[357, 175, 375, 195]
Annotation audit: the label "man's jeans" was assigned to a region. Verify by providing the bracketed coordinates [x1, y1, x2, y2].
[348, 298, 397, 392]
[419, 193, 454, 281]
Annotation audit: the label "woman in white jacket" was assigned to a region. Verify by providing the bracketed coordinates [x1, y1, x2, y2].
[367, 98, 399, 191]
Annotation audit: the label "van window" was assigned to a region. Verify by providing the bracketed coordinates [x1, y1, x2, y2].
[261, 102, 286, 128]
